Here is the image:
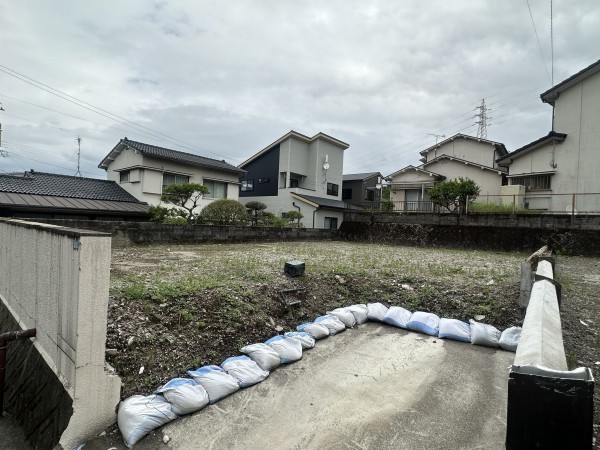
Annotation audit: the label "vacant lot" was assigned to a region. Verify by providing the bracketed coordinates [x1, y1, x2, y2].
[107, 241, 599, 444]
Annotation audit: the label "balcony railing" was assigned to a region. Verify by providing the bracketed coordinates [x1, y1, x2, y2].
[349, 193, 600, 215]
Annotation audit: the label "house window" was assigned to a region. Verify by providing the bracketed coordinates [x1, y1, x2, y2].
[342, 188, 352, 200]
[290, 175, 299, 188]
[119, 170, 130, 183]
[258, 178, 270, 184]
[162, 173, 189, 190]
[204, 180, 227, 199]
[324, 217, 338, 229]
[510, 174, 551, 191]
[365, 189, 375, 201]
[327, 183, 339, 196]
[241, 180, 254, 192]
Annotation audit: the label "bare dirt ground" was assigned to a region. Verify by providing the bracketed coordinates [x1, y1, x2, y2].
[106, 241, 598, 446]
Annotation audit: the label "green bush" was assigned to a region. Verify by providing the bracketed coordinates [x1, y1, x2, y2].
[163, 216, 189, 224]
[200, 199, 249, 225]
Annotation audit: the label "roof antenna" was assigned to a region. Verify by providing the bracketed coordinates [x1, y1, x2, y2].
[427, 133, 445, 145]
[75, 136, 82, 177]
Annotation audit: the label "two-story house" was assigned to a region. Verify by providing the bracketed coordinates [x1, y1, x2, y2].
[342, 172, 384, 206]
[387, 134, 507, 210]
[496, 58, 600, 212]
[99, 138, 245, 214]
[238, 131, 350, 229]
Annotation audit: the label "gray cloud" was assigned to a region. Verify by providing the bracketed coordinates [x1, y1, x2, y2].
[0, 0, 598, 178]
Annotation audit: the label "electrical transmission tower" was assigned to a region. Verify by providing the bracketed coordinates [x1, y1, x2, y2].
[75, 136, 82, 177]
[474, 99, 491, 139]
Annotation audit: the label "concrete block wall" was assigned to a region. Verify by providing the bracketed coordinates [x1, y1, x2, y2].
[0, 219, 121, 449]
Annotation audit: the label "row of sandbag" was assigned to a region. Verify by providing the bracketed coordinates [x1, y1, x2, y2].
[117, 303, 520, 447]
[365, 302, 521, 351]
[117, 331, 316, 447]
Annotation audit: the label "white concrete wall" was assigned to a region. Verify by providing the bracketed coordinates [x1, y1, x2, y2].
[0, 219, 121, 449]
[509, 70, 600, 200]
[425, 138, 498, 168]
[425, 159, 504, 196]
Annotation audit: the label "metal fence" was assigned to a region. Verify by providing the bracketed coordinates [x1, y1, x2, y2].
[351, 193, 600, 215]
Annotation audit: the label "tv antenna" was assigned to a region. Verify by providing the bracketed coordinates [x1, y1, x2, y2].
[75, 136, 82, 177]
[427, 133, 445, 145]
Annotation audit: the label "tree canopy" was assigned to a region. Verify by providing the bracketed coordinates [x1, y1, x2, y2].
[200, 199, 248, 225]
[428, 177, 480, 214]
[160, 183, 209, 222]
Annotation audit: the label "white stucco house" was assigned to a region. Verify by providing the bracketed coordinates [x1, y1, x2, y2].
[497, 58, 600, 212]
[238, 131, 352, 229]
[98, 138, 245, 213]
[387, 134, 508, 210]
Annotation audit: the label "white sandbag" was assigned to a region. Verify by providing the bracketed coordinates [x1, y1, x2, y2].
[284, 331, 316, 349]
[155, 378, 209, 416]
[499, 326, 522, 352]
[118, 394, 178, 448]
[240, 343, 281, 371]
[187, 365, 240, 403]
[297, 322, 330, 339]
[367, 302, 389, 322]
[326, 308, 356, 328]
[314, 314, 346, 335]
[407, 311, 440, 336]
[383, 306, 412, 329]
[265, 335, 303, 363]
[221, 356, 270, 387]
[469, 319, 501, 348]
[438, 318, 471, 343]
[346, 304, 368, 324]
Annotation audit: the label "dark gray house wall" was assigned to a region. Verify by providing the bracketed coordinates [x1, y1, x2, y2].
[342, 177, 380, 204]
[239, 145, 280, 197]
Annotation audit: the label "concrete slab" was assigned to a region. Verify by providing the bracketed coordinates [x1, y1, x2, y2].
[87, 323, 514, 450]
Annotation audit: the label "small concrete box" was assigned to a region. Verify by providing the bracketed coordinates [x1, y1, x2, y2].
[284, 260, 305, 277]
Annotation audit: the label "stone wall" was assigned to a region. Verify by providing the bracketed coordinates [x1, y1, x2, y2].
[25, 219, 338, 247]
[339, 220, 600, 256]
[0, 304, 73, 450]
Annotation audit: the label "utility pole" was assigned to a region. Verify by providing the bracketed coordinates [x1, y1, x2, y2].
[0, 103, 6, 156]
[474, 99, 491, 139]
[75, 136, 82, 177]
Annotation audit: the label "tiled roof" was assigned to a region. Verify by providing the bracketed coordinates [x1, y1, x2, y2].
[418, 133, 508, 157]
[0, 171, 142, 202]
[541, 59, 600, 104]
[343, 172, 382, 182]
[0, 191, 149, 214]
[496, 131, 567, 166]
[387, 165, 445, 180]
[291, 193, 361, 210]
[99, 138, 245, 174]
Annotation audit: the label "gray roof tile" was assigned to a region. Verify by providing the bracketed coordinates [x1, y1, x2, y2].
[100, 138, 245, 174]
[0, 171, 143, 203]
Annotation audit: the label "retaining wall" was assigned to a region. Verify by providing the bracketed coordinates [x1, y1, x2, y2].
[0, 219, 121, 449]
[339, 220, 600, 255]
[24, 219, 338, 247]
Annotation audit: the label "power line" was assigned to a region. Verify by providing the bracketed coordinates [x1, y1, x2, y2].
[0, 64, 237, 162]
[524, 0, 552, 85]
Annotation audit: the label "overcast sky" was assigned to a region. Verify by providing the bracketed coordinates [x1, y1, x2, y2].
[0, 1, 598, 179]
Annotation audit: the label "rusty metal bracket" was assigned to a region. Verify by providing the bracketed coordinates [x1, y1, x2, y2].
[0, 328, 36, 416]
[534, 274, 562, 307]
[279, 288, 305, 308]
